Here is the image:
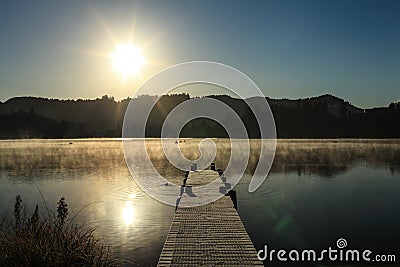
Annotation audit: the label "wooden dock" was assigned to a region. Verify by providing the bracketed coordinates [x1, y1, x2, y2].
[157, 169, 263, 266]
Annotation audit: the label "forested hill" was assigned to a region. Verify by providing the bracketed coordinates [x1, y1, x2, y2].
[0, 94, 399, 138]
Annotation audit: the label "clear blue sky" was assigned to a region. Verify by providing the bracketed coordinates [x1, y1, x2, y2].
[0, 0, 399, 108]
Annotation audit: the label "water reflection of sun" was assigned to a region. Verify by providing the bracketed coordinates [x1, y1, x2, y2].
[121, 192, 139, 225]
[122, 204, 136, 225]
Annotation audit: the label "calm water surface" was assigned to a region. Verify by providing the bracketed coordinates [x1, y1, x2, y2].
[0, 139, 399, 266]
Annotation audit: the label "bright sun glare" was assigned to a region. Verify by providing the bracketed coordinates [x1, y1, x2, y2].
[122, 203, 136, 225]
[110, 43, 145, 79]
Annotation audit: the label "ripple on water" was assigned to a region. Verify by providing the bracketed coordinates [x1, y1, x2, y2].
[112, 183, 146, 201]
[235, 182, 284, 202]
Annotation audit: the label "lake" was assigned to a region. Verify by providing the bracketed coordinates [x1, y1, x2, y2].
[0, 139, 399, 266]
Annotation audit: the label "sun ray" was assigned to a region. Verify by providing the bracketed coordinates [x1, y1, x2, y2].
[90, 6, 119, 45]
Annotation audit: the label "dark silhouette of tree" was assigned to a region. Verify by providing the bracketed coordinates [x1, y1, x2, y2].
[0, 94, 399, 138]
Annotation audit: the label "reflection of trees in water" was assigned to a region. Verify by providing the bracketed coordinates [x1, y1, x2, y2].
[0, 140, 122, 177]
[268, 140, 400, 177]
[1, 139, 399, 181]
[195, 139, 400, 178]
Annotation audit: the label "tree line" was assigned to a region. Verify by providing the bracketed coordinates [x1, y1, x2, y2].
[0, 94, 399, 138]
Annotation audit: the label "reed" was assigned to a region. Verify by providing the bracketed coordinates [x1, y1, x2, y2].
[0, 195, 119, 267]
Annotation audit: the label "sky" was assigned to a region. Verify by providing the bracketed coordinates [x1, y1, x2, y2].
[0, 0, 399, 108]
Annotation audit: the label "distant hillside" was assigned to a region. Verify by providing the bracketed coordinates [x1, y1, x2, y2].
[0, 94, 399, 138]
[267, 94, 364, 117]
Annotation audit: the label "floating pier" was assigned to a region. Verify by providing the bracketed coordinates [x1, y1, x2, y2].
[157, 168, 263, 266]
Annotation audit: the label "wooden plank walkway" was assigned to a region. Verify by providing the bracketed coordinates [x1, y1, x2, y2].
[158, 169, 263, 266]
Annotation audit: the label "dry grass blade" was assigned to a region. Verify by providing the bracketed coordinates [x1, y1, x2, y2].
[0, 196, 120, 267]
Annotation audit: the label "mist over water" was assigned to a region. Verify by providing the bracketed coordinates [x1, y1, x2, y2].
[0, 139, 399, 266]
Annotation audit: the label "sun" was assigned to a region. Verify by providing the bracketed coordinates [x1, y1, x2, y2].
[110, 43, 146, 79]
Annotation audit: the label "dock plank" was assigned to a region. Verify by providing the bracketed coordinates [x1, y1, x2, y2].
[158, 170, 263, 266]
